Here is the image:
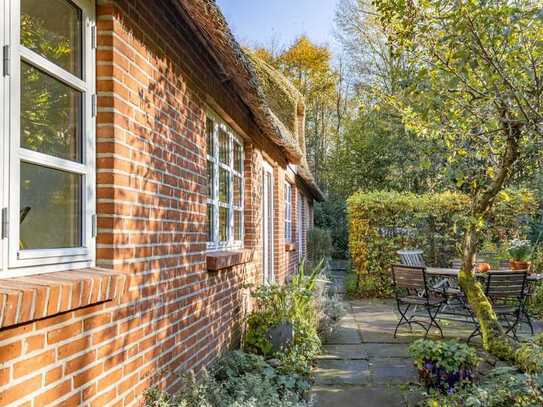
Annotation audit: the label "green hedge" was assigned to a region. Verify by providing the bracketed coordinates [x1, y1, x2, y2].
[347, 189, 537, 298]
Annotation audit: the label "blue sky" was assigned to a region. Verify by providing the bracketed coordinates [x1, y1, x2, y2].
[216, 0, 338, 51]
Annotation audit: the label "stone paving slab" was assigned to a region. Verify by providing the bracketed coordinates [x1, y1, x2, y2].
[370, 359, 418, 384]
[317, 344, 369, 360]
[325, 325, 362, 345]
[312, 385, 422, 407]
[360, 331, 422, 344]
[364, 343, 410, 358]
[314, 359, 371, 385]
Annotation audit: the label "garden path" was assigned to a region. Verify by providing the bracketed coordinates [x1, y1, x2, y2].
[311, 272, 422, 406]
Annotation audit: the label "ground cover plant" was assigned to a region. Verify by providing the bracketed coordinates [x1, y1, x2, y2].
[409, 339, 480, 393]
[415, 335, 543, 406]
[144, 351, 312, 407]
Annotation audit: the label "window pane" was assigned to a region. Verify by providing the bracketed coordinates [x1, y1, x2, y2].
[219, 129, 229, 164]
[207, 204, 214, 242]
[234, 142, 242, 173]
[233, 176, 242, 206]
[207, 160, 214, 199]
[234, 210, 242, 241]
[21, 62, 82, 162]
[219, 168, 229, 204]
[285, 221, 291, 241]
[21, 0, 82, 77]
[206, 117, 214, 156]
[20, 162, 82, 250]
[219, 207, 229, 242]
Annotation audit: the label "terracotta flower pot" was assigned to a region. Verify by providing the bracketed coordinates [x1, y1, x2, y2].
[478, 263, 491, 273]
[510, 260, 531, 271]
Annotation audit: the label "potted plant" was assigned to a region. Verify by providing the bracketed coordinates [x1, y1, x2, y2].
[409, 339, 479, 394]
[508, 239, 532, 271]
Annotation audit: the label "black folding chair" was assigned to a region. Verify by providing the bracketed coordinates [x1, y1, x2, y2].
[392, 265, 446, 338]
[468, 271, 528, 342]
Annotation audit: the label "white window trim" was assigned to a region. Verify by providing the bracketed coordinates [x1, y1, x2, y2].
[206, 111, 244, 252]
[262, 160, 274, 283]
[284, 182, 292, 242]
[2, 0, 96, 277]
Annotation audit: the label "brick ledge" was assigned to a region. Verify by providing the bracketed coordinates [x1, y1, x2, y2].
[207, 250, 252, 271]
[0, 268, 127, 329]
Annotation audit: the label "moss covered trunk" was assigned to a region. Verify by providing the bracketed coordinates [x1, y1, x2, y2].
[458, 225, 514, 359]
[457, 125, 521, 360]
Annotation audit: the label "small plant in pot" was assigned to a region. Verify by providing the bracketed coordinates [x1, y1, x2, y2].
[409, 339, 479, 394]
[508, 239, 532, 271]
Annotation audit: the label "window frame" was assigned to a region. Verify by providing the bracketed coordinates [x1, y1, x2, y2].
[298, 191, 304, 261]
[206, 111, 244, 252]
[2, 0, 96, 277]
[284, 182, 292, 242]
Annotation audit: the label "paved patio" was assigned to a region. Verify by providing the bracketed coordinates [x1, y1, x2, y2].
[311, 264, 542, 406]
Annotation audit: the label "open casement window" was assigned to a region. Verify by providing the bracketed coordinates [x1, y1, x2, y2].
[206, 113, 244, 251]
[284, 182, 292, 242]
[0, 0, 96, 277]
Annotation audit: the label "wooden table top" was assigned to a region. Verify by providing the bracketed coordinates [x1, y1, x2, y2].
[426, 267, 543, 281]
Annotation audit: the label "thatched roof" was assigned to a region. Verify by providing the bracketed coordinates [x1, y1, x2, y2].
[176, 0, 325, 201]
[247, 53, 325, 202]
[176, 0, 303, 164]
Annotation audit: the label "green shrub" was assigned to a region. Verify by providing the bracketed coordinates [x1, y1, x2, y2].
[409, 339, 479, 393]
[347, 189, 537, 298]
[307, 228, 332, 262]
[514, 341, 543, 374]
[244, 261, 323, 374]
[144, 351, 311, 407]
[315, 197, 349, 259]
[344, 269, 358, 298]
[528, 283, 543, 319]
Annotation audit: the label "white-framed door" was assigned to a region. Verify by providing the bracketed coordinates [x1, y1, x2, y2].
[297, 191, 304, 261]
[0, 0, 6, 274]
[262, 160, 274, 283]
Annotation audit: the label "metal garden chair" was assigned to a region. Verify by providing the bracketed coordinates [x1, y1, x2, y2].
[397, 249, 426, 267]
[391, 265, 446, 338]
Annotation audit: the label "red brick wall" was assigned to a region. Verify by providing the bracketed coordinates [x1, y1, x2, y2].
[0, 1, 316, 406]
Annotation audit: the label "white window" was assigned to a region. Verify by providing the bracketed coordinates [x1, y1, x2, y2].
[206, 113, 244, 250]
[284, 182, 292, 242]
[1, 0, 96, 277]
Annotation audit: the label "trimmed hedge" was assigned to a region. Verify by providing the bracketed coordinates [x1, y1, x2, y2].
[347, 189, 537, 298]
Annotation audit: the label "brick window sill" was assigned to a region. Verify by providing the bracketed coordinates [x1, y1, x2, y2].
[0, 268, 127, 329]
[285, 243, 296, 252]
[207, 250, 252, 271]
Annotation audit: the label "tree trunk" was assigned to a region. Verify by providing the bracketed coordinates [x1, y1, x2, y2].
[458, 223, 514, 359]
[457, 123, 520, 360]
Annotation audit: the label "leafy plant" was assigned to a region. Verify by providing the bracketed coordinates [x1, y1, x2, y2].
[409, 339, 479, 393]
[316, 287, 346, 338]
[244, 261, 323, 374]
[425, 367, 543, 407]
[508, 239, 532, 262]
[144, 351, 312, 407]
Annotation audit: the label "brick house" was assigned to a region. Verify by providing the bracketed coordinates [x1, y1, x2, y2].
[0, 0, 324, 406]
